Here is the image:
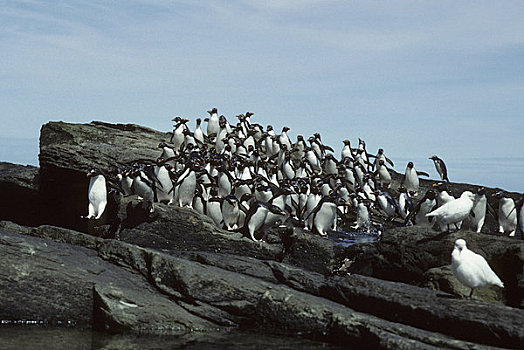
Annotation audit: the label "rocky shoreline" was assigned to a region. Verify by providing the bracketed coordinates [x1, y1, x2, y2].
[1, 121, 523, 348]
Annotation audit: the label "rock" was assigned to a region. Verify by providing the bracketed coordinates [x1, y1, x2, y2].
[422, 265, 504, 303]
[0, 224, 220, 335]
[0, 162, 41, 226]
[343, 226, 524, 306]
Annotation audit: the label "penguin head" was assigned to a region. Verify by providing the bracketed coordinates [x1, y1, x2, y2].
[426, 189, 437, 200]
[158, 142, 168, 149]
[476, 187, 486, 196]
[428, 155, 440, 161]
[492, 191, 506, 199]
[87, 168, 103, 177]
[246, 111, 254, 118]
[407, 162, 414, 169]
[207, 108, 218, 115]
[282, 126, 290, 133]
[342, 139, 351, 146]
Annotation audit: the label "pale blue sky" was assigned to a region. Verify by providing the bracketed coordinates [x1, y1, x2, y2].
[1, 1, 523, 191]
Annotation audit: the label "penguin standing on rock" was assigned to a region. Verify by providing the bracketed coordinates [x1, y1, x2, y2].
[492, 191, 517, 236]
[401, 162, 429, 197]
[429, 155, 449, 182]
[84, 169, 108, 220]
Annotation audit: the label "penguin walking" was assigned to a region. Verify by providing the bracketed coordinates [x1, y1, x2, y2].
[84, 169, 108, 220]
[429, 155, 449, 182]
[492, 191, 517, 236]
[243, 196, 287, 241]
[374, 190, 401, 220]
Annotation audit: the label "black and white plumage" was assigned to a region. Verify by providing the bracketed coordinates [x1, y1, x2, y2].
[429, 155, 449, 182]
[90, 106, 509, 244]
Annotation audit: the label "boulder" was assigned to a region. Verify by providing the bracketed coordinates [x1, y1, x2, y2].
[0, 162, 40, 226]
[343, 226, 524, 307]
[2, 220, 524, 348]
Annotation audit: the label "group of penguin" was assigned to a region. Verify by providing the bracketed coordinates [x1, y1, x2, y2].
[84, 108, 524, 241]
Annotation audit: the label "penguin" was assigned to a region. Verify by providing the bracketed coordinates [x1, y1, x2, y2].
[404, 189, 437, 226]
[305, 191, 342, 236]
[352, 197, 371, 233]
[158, 142, 176, 166]
[398, 186, 414, 220]
[242, 195, 287, 241]
[206, 187, 223, 227]
[341, 140, 354, 161]
[206, 108, 220, 138]
[221, 194, 240, 230]
[464, 187, 488, 233]
[279, 126, 292, 151]
[372, 148, 394, 170]
[193, 118, 205, 145]
[492, 191, 517, 236]
[170, 117, 188, 151]
[116, 168, 133, 196]
[401, 162, 429, 197]
[374, 190, 401, 220]
[374, 159, 391, 189]
[84, 169, 108, 220]
[429, 155, 449, 182]
[130, 168, 155, 213]
[176, 158, 198, 208]
[154, 158, 175, 205]
[426, 191, 476, 232]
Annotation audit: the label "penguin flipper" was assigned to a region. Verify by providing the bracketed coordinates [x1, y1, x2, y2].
[323, 145, 335, 153]
[385, 157, 394, 167]
[417, 171, 430, 177]
[487, 202, 498, 221]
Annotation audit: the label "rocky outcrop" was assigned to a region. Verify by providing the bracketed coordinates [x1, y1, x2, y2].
[1, 120, 524, 348]
[343, 226, 524, 307]
[2, 220, 523, 348]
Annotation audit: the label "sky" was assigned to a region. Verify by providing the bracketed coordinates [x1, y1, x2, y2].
[1, 0, 523, 191]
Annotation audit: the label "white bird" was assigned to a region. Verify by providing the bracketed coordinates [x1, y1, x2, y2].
[451, 239, 504, 298]
[426, 191, 476, 232]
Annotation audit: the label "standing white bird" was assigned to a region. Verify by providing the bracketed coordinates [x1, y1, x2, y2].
[451, 239, 504, 298]
[426, 191, 476, 232]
